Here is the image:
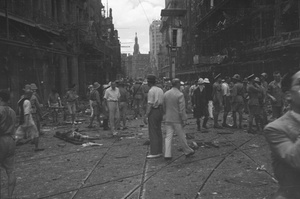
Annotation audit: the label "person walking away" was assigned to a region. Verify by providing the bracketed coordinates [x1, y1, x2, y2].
[87, 82, 102, 128]
[204, 78, 213, 119]
[247, 75, 263, 134]
[268, 71, 284, 119]
[118, 80, 130, 130]
[143, 74, 164, 159]
[192, 78, 209, 131]
[30, 83, 42, 136]
[0, 89, 17, 198]
[48, 88, 62, 124]
[131, 78, 144, 119]
[163, 79, 195, 160]
[15, 84, 44, 151]
[212, 74, 223, 128]
[222, 76, 231, 127]
[264, 70, 300, 199]
[260, 73, 269, 125]
[104, 81, 120, 136]
[231, 74, 244, 129]
[65, 84, 79, 125]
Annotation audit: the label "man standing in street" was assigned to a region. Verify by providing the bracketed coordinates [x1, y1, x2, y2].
[118, 80, 130, 130]
[231, 74, 244, 129]
[247, 75, 263, 133]
[65, 84, 79, 125]
[204, 78, 213, 119]
[212, 73, 223, 128]
[104, 81, 120, 136]
[30, 83, 43, 135]
[222, 76, 232, 127]
[264, 70, 300, 199]
[131, 78, 144, 119]
[192, 78, 209, 131]
[87, 82, 101, 128]
[143, 74, 164, 159]
[163, 79, 195, 160]
[0, 89, 17, 198]
[268, 71, 284, 119]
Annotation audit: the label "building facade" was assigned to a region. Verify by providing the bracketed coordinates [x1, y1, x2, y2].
[0, 0, 121, 110]
[161, 0, 300, 81]
[149, 20, 162, 76]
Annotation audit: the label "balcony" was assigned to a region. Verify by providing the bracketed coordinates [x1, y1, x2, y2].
[245, 30, 300, 54]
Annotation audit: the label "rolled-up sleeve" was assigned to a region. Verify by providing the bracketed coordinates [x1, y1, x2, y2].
[264, 126, 300, 169]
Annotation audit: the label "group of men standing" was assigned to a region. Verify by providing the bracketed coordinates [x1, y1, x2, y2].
[188, 71, 285, 135]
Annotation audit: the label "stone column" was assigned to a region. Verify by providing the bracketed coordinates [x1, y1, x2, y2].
[59, 55, 68, 94]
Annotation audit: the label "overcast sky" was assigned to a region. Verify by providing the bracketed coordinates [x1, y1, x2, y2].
[106, 0, 165, 54]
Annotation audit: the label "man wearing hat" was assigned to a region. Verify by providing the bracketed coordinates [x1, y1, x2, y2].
[221, 76, 232, 127]
[87, 82, 102, 128]
[144, 74, 164, 159]
[204, 78, 213, 119]
[65, 84, 79, 125]
[192, 78, 209, 131]
[29, 83, 42, 135]
[15, 84, 44, 152]
[212, 73, 223, 128]
[131, 78, 144, 119]
[268, 71, 284, 119]
[104, 80, 120, 136]
[163, 78, 195, 160]
[0, 89, 17, 198]
[87, 84, 94, 117]
[247, 75, 263, 133]
[231, 74, 244, 128]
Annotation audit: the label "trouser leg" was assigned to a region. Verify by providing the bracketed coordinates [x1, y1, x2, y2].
[148, 109, 163, 155]
[174, 123, 194, 155]
[165, 124, 174, 158]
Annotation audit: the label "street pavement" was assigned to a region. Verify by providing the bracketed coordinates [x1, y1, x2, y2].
[0, 112, 277, 199]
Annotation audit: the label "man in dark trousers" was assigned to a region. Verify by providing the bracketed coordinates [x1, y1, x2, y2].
[192, 78, 209, 131]
[143, 74, 164, 159]
[0, 89, 17, 198]
[264, 69, 300, 199]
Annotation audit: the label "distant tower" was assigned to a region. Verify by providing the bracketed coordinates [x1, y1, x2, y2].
[133, 33, 140, 55]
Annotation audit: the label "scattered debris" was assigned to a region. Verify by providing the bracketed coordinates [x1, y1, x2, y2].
[143, 140, 150, 145]
[82, 142, 103, 147]
[217, 131, 234, 134]
[256, 165, 266, 171]
[57, 143, 66, 148]
[249, 144, 259, 148]
[54, 129, 100, 145]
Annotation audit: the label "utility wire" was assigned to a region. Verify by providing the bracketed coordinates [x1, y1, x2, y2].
[138, 0, 151, 25]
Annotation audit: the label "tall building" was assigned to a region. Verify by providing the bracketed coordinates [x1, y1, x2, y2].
[131, 33, 150, 79]
[149, 20, 163, 76]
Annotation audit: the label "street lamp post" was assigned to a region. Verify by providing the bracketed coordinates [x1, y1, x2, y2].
[161, 8, 186, 80]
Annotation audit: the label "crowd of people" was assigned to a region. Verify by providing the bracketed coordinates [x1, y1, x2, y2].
[1, 69, 300, 198]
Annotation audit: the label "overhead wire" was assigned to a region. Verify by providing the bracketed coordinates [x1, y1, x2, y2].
[138, 0, 151, 25]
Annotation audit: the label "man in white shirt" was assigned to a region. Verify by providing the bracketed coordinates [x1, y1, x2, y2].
[222, 76, 232, 127]
[144, 74, 164, 159]
[104, 81, 120, 136]
[15, 84, 44, 152]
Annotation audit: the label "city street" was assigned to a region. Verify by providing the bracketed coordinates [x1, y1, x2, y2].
[1, 111, 277, 199]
